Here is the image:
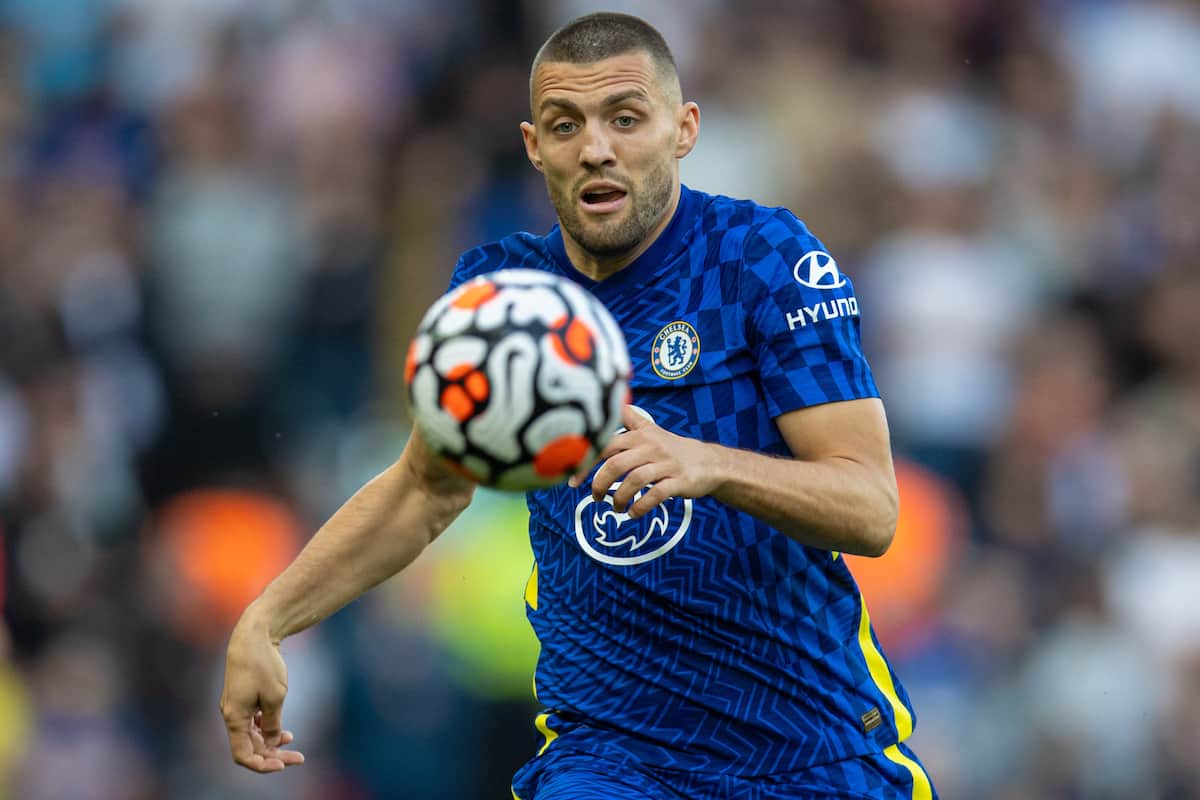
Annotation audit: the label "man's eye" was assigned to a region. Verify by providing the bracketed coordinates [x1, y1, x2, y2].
[615, 116, 637, 128]
[554, 121, 577, 134]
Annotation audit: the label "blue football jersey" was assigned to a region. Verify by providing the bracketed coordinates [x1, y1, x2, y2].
[448, 186, 917, 778]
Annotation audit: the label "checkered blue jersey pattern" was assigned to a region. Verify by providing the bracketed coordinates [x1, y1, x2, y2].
[448, 186, 915, 778]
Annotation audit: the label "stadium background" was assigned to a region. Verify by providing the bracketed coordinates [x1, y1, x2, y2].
[1, 0, 1198, 797]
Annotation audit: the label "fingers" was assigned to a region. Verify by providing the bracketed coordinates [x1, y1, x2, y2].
[251, 722, 306, 767]
[567, 452, 600, 488]
[258, 694, 285, 748]
[610, 463, 672, 513]
[627, 479, 681, 518]
[578, 406, 673, 504]
[591, 448, 645, 502]
[235, 748, 304, 773]
[568, 419, 639, 488]
[223, 700, 305, 773]
[270, 731, 306, 768]
[227, 713, 285, 773]
[623, 404, 654, 429]
[226, 714, 306, 773]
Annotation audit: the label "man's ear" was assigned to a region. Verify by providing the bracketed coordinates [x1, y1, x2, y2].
[521, 121, 544, 172]
[675, 101, 700, 159]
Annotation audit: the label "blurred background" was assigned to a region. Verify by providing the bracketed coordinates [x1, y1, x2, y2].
[0, 0, 1198, 797]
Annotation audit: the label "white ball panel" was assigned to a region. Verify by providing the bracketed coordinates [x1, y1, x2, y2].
[461, 454, 492, 484]
[493, 463, 562, 492]
[433, 305, 477, 338]
[417, 291, 454, 333]
[410, 365, 466, 455]
[491, 268, 560, 287]
[473, 285, 566, 332]
[509, 286, 568, 327]
[472, 292, 511, 332]
[410, 332, 432, 365]
[467, 330, 539, 463]
[538, 336, 604, 429]
[432, 335, 487, 374]
[522, 406, 587, 453]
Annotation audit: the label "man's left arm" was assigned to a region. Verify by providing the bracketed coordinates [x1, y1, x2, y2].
[589, 398, 898, 557]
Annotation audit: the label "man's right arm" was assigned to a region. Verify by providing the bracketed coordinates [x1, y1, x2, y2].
[242, 427, 474, 639]
[219, 427, 475, 772]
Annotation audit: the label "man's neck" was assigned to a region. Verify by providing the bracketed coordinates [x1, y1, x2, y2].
[563, 184, 682, 282]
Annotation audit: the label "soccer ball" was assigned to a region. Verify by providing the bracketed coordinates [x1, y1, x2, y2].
[405, 269, 631, 491]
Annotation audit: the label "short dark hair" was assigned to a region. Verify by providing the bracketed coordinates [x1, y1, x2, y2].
[531, 13, 681, 102]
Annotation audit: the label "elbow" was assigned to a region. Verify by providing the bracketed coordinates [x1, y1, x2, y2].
[425, 481, 475, 542]
[853, 485, 899, 558]
[857, 521, 895, 558]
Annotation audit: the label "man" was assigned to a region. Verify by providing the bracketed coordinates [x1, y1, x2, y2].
[221, 12, 937, 799]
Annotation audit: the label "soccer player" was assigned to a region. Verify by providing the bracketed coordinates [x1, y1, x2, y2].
[220, 12, 937, 799]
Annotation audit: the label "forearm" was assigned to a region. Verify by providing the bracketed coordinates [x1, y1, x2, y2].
[709, 445, 898, 556]
[243, 441, 474, 641]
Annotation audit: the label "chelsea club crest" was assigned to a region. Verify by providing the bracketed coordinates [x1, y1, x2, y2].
[651, 321, 700, 380]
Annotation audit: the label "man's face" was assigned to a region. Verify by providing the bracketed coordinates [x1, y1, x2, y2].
[522, 52, 693, 261]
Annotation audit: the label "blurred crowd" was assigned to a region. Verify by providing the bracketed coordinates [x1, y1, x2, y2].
[1, 0, 1198, 798]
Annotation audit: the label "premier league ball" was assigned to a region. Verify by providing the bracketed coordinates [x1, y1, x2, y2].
[405, 269, 631, 491]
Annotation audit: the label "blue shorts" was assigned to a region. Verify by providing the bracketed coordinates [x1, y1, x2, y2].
[512, 742, 937, 800]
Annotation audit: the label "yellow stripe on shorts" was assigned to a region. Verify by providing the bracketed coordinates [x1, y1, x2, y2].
[534, 711, 558, 756]
[525, 563, 538, 610]
[883, 744, 933, 800]
[856, 592, 914, 739]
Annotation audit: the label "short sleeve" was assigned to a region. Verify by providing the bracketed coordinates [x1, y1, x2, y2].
[741, 210, 878, 417]
[447, 246, 493, 291]
[448, 235, 551, 292]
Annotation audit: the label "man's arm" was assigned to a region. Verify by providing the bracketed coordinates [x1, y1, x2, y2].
[589, 399, 898, 557]
[219, 428, 475, 772]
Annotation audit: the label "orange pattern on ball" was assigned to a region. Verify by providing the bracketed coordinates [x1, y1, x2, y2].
[565, 319, 594, 361]
[464, 370, 489, 401]
[533, 434, 590, 477]
[441, 385, 474, 421]
[404, 340, 420, 384]
[451, 280, 498, 309]
[549, 315, 594, 365]
[440, 362, 489, 421]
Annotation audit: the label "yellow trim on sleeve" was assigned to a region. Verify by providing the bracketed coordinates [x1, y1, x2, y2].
[883, 744, 934, 800]
[857, 593, 913, 740]
[511, 790, 523, 800]
[534, 711, 558, 756]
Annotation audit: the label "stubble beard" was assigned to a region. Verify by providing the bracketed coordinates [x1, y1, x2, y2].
[549, 160, 674, 258]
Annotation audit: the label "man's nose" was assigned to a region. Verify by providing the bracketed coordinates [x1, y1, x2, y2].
[579, 126, 616, 168]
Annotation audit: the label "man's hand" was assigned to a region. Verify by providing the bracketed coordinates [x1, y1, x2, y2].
[586, 405, 726, 517]
[219, 612, 306, 773]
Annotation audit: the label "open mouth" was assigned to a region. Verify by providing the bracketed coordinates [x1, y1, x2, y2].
[580, 186, 628, 213]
